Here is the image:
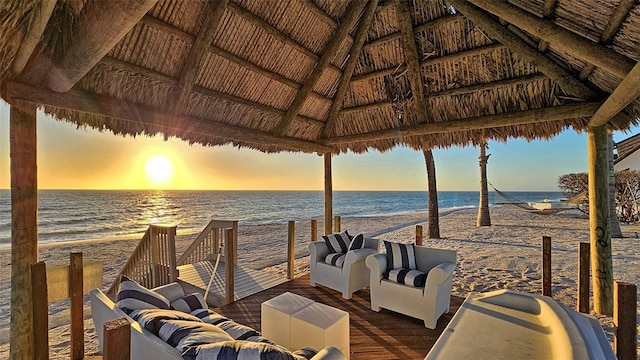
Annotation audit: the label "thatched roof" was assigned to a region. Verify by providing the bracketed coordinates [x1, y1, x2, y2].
[1, 0, 640, 154]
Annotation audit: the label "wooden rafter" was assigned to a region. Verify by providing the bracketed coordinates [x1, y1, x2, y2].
[321, 0, 379, 138]
[579, 0, 635, 80]
[467, 0, 635, 79]
[172, 0, 229, 115]
[589, 61, 640, 128]
[20, 0, 158, 92]
[5, 82, 332, 154]
[11, 0, 57, 75]
[320, 102, 602, 145]
[543, 0, 557, 18]
[396, 0, 429, 125]
[272, 0, 368, 136]
[448, 0, 596, 100]
[363, 14, 462, 52]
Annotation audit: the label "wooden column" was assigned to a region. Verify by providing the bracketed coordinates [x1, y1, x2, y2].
[224, 229, 234, 305]
[31, 262, 48, 360]
[588, 126, 613, 315]
[542, 236, 552, 297]
[103, 318, 131, 360]
[614, 281, 637, 359]
[333, 216, 341, 233]
[70, 253, 84, 360]
[415, 225, 423, 246]
[324, 153, 333, 235]
[10, 100, 38, 360]
[577, 242, 590, 313]
[310, 220, 317, 241]
[287, 221, 295, 280]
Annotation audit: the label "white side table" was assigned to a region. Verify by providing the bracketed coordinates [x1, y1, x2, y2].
[290, 302, 350, 359]
[261, 292, 315, 349]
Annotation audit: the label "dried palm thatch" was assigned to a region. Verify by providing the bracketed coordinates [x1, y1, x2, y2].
[1, 0, 640, 154]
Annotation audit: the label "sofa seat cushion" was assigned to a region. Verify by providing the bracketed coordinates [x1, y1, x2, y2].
[158, 319, 234, 351]
[117, 275, 170, 312]
[190, 308, 274, 344]
[181, 340, 310, 360]
[324, 253, 346, 268]
[171, 293, 207, 313]
[129, 308, 203, 334]
[387, 268, 427, 287]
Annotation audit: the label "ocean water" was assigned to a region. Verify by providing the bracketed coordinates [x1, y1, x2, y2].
[0, 190, 563, 246]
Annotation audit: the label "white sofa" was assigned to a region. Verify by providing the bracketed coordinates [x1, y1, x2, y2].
[309, 238, 380, 299]
[90, 287, 346, 360]
[365, 246, 456, 329]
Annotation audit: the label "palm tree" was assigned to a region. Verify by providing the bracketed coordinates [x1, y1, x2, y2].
[423, 149, 440, 238]
[477, 142, 491, 227]
[608, 132, 622, 237]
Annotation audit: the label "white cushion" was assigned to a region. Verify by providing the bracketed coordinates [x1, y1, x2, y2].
[152, 282, 185, 303]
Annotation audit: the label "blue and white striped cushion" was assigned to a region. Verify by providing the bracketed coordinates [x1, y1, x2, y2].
[129, 308, 203, 334]
[217, 320, 274, 344]
[322, 231, 351, 253]
[347, 233, 365, 251]
[171, 293, 207, 313]
[116, 275, 170, 311]
[181, 341, 304, 360]
[158, 319, 233, 351]
[190, 308, 230, 326]
[384, 241, 417, 270]
[387, 268, 427, 287]
[325, 253, 346, 268]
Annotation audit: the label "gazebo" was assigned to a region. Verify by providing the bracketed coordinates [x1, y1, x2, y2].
[1, 0, 639, 358]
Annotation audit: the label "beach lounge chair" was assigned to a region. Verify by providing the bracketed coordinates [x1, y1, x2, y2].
[365, 243, 456, 329]
[309, 232, 380, 299]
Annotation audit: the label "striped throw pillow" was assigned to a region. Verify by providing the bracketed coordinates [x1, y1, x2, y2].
[171, 293, 207, 313]
[322, 230, 351, 253]
[388, 268, 427, 287]
[182, 340, 304, 360]
[158, 319, 233, 351]
[129, 308, 203, 334]
[347, 233, 365, 251]
[384, 241, 417, 271]
[325, 253, 346, 268]
[190, 308, 230, 326]
[116, 275, 170, 312]
[217, 320, 274, 344]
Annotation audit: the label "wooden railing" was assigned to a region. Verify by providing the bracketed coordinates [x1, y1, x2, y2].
[177, 220, 238, 266]
[107, 224, 178, 296]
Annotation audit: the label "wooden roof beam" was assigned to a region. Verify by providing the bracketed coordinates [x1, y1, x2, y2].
[321, 0, 379, 138]
[22, 0, 158, 92]
[11, 0, 57, 75]
[321, 102, 602, 145]
[543, 0, 557, 18]
[172, 0, 228, 114]
[363, 14, 462, 52]
[466, 0, 635, 79]
[580, 0, 635, 80]
[396, 0, 430, 125]
[4, 81, 331, 154]
[272, 0, 368, 136]
[589, 61, 640, 128]
[447, 0, 597, 100]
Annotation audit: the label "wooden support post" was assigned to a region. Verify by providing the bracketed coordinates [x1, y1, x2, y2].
[224, 229, 234, 305]
[311, 220, 317, 242]
[542, 236, 552, 297]
[415, 225, 423, 246]
[31, 262, 48, 360]
[287, 221, 295, 280]
[150, 226, 160, 287]
[324, 153, 333, 235]
[70, 252, 84, 360]
[103, 318, 131, 360]
[577, 243, 590, 313]
[588, 126, 613, 315]
[166, 226, 178, 282]
[10, 99, 38, 360]
[333, 216, 341, 233]
[614, 281, 637, 360]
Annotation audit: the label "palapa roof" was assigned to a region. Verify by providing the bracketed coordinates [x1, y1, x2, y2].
[1, 0, 640, 154]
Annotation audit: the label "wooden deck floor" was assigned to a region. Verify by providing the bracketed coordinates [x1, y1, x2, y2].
[215, 274, 464, 360]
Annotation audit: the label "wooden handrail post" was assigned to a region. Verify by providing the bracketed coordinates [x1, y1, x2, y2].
[577, 242, 590, 313]
[415, 225, 423, 246]
[542, 236, 551, 297]
[167, 226, 178, 283]
[232, 221, 239, 266]
[31, 262, 48, 360]
[334, 216, 341, 233]
[287, 221, 295, 280]
[225, 229, 235, 305]
[150, 225, 160, 287]
[311, 219, 317, 241]
[70, 252, 84, 360]
[103, 318, 131, 360]
[614, 281, 637, 359]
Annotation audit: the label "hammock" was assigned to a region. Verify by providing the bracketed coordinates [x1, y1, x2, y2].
[490, 183, 586, 215]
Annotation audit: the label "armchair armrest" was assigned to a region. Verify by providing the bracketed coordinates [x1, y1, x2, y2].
[309, 241, 329, 264]
[365, 253, 387, 283]
[426, 262, 456, 286]
[311, 346, 347, 360]
[344, 248, 376, 264]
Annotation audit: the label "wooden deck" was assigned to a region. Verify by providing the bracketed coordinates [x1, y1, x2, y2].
[215, 274, 464, 360]
[178, 260, 288, 306]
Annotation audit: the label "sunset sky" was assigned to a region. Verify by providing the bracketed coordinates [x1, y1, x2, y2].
[1, 100, 637, 191]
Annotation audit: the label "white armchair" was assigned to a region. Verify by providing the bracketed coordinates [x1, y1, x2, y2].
[365, 246, 456, 329]
[309, 237, 380, 299]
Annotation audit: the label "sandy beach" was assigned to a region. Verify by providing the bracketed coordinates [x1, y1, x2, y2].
[0, 206, 638, 358]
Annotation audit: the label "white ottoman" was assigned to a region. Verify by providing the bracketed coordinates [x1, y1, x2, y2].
[261, 292, 315, 349]
[290, 302, 350, 359]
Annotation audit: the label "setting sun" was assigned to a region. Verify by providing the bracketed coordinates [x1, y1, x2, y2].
[145, 155, 173, 184]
